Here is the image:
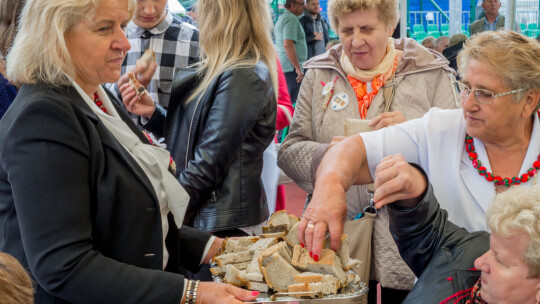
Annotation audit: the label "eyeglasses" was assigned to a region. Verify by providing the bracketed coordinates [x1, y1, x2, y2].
[455, 81, 528, 105]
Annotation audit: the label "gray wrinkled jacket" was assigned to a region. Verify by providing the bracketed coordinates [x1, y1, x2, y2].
[278, 37, 459, 289]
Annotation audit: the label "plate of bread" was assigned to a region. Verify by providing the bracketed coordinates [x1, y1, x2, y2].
[210, 210, 368, 303]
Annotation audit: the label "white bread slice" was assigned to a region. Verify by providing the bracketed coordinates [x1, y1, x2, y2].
[305, 249, 348, 286]
[258, 241, 291, 268]
[213, 250, 253, 267]
[294, 272, 339, 284]
[249, 237, 278, 252]
[290, 245, 309, 271]
[287, 281, 340, 295]
[344, 258, 362, 273]
[245, 272, 264, 282]
[288, 214, 300, 227]
[260, 252, 300, 292]
[260, 231, 286, 238]
[209, 260, 250, 276]
[223, 264, 247, 287]
[246, 250, 263, 274]
[267, 210, 290, 230]
[336, 234, 349, 267]
[246, 281, 269, 293]
[283, 222, 300, 247]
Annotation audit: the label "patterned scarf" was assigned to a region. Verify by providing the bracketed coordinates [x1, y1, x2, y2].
[340, 38, 399, 119]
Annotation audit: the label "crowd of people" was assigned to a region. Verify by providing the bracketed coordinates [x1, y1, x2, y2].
[0, 0, 538, 303]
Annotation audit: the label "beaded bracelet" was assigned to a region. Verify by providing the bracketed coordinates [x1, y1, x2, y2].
[186, 279, 200, 304]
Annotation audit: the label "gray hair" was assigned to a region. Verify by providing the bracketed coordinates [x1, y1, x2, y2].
[328, 0, 399, 33]
[487, 185, 540, 278]
[6, 0, 136, 87]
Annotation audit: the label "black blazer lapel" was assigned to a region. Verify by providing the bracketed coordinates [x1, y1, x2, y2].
[66, 85, 160, 206]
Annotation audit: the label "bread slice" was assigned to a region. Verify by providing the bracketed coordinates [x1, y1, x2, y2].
[246, 281, 269, 293]
[336, 234, 349, 267]
[209, 260, 250, 276]
[266, 210, 290, 231]
[128, 73, 145, 96]
[288, 214, 300, 227]
[260, 231, 286, 238]
[135, 49, 156, 73]
[287, 281, 340, 295]
[259, 241, 291, 268]
[249, 237, 278, 252]
[283, 222, 300, 247]
[260, 252, 300, 292]
[344, 258, 362, 273]
[305, 249, 347, 286]
[223, 264, 247, 287]
[213, 250, 253, 267]
[262, 225, 288, 233]
[245, 272, 264, 282]
[290, 245, 309, 271]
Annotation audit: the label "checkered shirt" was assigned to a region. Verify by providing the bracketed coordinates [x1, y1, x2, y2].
[106, 11, 199, 109]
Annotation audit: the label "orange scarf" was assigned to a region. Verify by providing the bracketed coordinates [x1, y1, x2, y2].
[347, 57, 397, 119]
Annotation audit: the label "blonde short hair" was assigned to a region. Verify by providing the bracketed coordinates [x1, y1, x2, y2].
[0, 252, 34, 304]
[457, 30, 540, 110]
[6, 0, 136, 86]
[187, 0, 278, 103]
[328, 0, 399, 33]
[487, 185, 540, 278]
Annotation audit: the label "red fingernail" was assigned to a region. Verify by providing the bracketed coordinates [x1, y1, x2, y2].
[309, 251, 313, 258]
[301, 243, 305, 248]
[251, 291, 260, 296]
[314, 254, 319, 262]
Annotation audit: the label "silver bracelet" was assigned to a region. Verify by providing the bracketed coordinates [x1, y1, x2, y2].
[186, 279, 200, 304]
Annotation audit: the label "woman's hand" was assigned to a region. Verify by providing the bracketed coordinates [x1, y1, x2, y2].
[117, 62, 157, 89]
[196, 282, 259, 304]
[203, 237, 224, 264]
[368, 111, 406, 130]
[372, 154, 427, 209]
[119, 83, 156, 119]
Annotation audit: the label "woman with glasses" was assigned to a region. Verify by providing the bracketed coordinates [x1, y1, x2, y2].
[296, 29, 540, 300]
[278, 0, 458, 301]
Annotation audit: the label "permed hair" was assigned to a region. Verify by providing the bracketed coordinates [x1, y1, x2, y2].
[0, 252, 34, 304]
[6, 0, 136, 86]
[186, 0, 278, 103]
[487, 185, 540, 278]
[457, 30, 540, 110]
[328, 0, 399, 33]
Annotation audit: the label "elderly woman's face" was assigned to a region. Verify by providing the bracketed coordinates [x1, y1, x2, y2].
[65, 0, 131, 94]
[337, 8, 392, 70]
[473, 231, 540, 303]
[461, 59, 531, 142]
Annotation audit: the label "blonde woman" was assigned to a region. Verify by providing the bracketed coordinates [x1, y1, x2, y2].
[121, 0, 278, 280]
[1, 0, 263, 302]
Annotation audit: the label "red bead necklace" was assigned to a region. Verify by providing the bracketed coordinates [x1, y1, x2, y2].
[464, 110, 540, 187]
[94, 93, 107, 113]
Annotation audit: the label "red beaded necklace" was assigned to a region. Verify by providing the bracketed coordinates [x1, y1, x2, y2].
[93, 93, 108, 113]
[464, 111, 540, 187]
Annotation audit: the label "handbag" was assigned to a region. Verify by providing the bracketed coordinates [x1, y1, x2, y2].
[342, 73, 396, 304]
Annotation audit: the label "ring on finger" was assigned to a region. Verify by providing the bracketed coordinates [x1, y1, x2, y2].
[307, 223, 315, 229]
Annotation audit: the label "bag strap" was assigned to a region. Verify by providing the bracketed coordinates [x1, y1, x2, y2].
[382, 72, 396, 113]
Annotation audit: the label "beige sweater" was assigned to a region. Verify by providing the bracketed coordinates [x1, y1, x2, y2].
[278, 37, 459, 290]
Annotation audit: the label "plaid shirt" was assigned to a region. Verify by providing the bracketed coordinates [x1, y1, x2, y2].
[106, 11, 199, 108]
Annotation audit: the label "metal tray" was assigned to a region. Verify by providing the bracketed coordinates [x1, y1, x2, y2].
[212, 268, 368, 303]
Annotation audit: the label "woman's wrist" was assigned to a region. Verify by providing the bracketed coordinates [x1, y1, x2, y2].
[185, 279, 200, 304]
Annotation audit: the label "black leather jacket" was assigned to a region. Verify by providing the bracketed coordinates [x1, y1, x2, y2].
[387, 184, 490, 304]
[146, 61, 276, 232]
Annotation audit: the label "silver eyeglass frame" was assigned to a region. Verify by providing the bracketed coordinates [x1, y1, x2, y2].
[455, 81, 528, 105]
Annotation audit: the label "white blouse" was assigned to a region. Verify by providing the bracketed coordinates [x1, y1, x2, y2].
[360, 108, 540, 232]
